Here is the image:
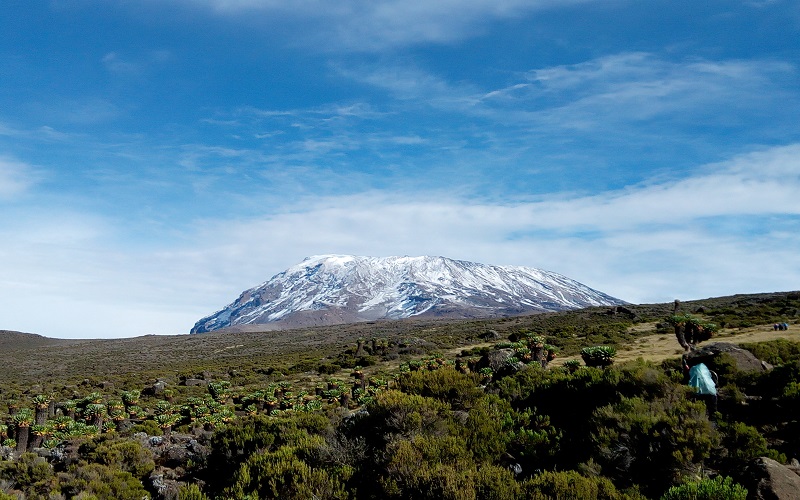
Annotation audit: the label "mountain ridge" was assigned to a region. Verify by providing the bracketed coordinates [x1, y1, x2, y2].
[191, 255, 626, 333]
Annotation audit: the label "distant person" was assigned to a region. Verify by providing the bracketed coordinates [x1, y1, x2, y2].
[688, 362, 718, 415]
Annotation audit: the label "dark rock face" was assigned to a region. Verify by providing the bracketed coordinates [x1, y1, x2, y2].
[687, 342, 770, 373]
[742, 457, 800, 499]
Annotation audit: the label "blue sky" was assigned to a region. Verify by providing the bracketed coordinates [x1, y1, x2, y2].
[2, 0, 800, 338]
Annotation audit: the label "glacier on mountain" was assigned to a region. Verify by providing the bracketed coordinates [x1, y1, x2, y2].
[191, 255, 626, 333]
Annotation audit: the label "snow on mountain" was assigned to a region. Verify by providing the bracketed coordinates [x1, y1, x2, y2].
[190, 255, 626, 333]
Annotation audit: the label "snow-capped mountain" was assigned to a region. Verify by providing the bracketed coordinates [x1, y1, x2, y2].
[191, 255, 626, 333]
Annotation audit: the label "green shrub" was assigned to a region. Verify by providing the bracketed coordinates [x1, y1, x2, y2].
[464, 395, 512, 462]
[396, 366, 483, 409]
[474, 464, 521, 500]
[522, 470, 628, 500]
[178, 483, 210, 500]
[205, 412, 332, 494]
[591, 396, 718, 498]
[318, 363, 341, 375]
[128, 419, 162, 436]
[660, 475, 747, 500]
[580, 346, 616, 367]
[0, 452, 58, 499]
[86, 437, 156, 478]
[739, 339, 800, 365]
[61, 463, 150, 500]
[361, 390, 453, 440]
[379, 435, 476, 499]
[718, 421, 786, 467]
[224, 445, 349, 500]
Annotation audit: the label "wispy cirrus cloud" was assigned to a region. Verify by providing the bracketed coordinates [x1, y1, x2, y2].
[341, 53, 797, 128]
[102, 50, 172, 77]
[175, 0, 597, 51]
[32, 98, 123, 126]
[521, 53, 797, 129]
[0, 156, 40, 200]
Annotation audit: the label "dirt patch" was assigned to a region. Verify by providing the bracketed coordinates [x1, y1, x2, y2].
[556, 323, 800, 367]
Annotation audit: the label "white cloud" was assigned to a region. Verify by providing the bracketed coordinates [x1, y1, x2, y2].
[336, 53, 797, 134]
[183, 143, 800, 305]
[171, 0, 596, 51]
[102, 50, 172, 76]
[2, 144, 798, 338]
[523, 54, 796, 128]
[0, 156, 38, 199]
[35, 98, 122, 126]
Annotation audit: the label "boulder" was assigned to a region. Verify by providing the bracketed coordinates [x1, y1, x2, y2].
[476, 348, 525, 376]
[480, 330, 500, 340]
[149, 468, 182, 500]
[144, 379, 168, 396]
[183, 378, 207, 387]
[742, 457, 800, 499]
[687, 342, 769, 373]
[477, 348, 515, 371]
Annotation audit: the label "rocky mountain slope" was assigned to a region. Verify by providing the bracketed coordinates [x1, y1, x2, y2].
[191, 255, 625, 333]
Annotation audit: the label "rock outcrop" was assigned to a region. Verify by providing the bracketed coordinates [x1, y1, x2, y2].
[742, 457, 800, 499]
[687, 342, 771, 373]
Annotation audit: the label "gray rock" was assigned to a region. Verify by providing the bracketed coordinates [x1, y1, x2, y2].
[476, 348, 525, 377]
[743, 457, 800, 499]
[183, 378, 207, 387]
[687, 342, 770, 373]
[149, 469, 182, 500]
[145, 380, 168, 396]
[480, 330, 500, 340]
[478, 348, 516, 372]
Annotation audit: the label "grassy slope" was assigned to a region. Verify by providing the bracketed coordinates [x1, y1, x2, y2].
[1, 291, 798, 389]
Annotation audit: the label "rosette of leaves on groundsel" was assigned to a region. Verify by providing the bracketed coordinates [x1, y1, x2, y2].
[580, 346, 617, 367]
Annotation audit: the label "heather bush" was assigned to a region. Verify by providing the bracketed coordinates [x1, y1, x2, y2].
[660, 475, 747, 500]
[396, 366, 483, 410]
[522, 470, 640, 500]
[590, 396, 718, 497]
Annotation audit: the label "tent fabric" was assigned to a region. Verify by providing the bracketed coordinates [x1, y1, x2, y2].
[688, 363, 717, 395]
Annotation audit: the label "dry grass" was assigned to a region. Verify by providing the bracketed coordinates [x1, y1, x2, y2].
[557, 323, 800, 366]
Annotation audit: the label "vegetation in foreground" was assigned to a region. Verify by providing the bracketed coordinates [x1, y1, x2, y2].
[0, 291, 798, 499]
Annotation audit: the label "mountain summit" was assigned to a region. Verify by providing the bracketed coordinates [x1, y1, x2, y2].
[191, 255, 625, 333]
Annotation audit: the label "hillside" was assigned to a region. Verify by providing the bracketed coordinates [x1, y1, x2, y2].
[1, 291, 797, 384]
[1, 291, 799, 499]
